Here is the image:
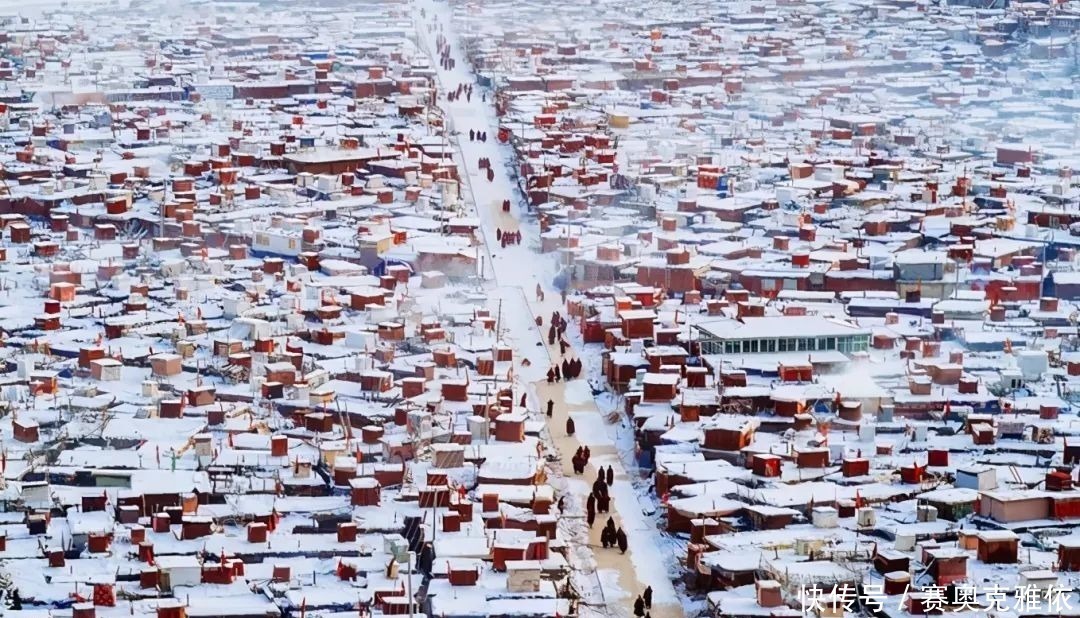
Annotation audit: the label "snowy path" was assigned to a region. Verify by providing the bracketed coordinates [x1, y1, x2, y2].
[413, 4, 684, 618]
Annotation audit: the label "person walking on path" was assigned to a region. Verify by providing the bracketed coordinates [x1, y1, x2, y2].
[606, 465, 614, 486]
[643, 586, 653, 609]
[616, 528, 628, 554]
[565, 416, 575, 436]
[598, 493, 610, 513]
[633, 596, 645, 617]
[597, 477, 608, 496]
[546, 399, 554, 417]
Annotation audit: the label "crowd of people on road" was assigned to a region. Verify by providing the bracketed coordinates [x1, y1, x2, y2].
[434, 33, 456, 71]
[633, 588, 655, 618]
[586, 469, 611, 521]
[546, 310, 566, 344]
[476, 156, 496, 182]
[495, 228, 521, 248]
[570, 445, 590, 472]
[577, 466, 632, 560]
[600, 516, 627, 553]
[546, 356, 581, 382]
[542, 309, 584, 384]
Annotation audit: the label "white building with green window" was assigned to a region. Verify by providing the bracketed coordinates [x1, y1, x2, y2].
[694, 316, 871, 356]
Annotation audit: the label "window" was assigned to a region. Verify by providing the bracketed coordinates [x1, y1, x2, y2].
[724, 341, 737, 354]
[824, 337, 837, 350]
[797, 338, 809, 352]
[764, 339, 776, 353]
[838, 336, 868, 354]
[255, 233, 269, 246]
[749, 340, 758, 353]
[288, 239, 297, 250]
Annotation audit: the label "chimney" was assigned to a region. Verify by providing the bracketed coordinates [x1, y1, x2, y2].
[756, 580, 783, 607]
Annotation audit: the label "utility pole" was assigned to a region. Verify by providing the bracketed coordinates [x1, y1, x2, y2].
[495, 299, 503, 343]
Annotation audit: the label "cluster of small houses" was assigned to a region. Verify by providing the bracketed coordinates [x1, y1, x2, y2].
[0, 0, 1079, 616]
[0, 2, 586, 618]
[447, 0, 1080, 615]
